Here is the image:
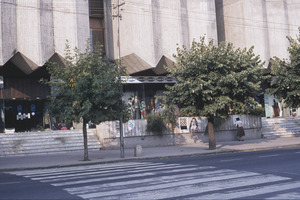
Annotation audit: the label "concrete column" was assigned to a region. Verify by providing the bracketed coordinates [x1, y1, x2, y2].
[0, 0, 17, 66]
[16, 0, 40, 66]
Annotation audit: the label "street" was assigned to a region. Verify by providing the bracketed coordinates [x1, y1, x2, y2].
[1, 147, 300, 199]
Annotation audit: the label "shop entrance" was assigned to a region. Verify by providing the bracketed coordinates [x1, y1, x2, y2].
[4, 99, 46, 132]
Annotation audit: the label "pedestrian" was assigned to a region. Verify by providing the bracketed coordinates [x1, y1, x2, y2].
[235, 118, 245, 141]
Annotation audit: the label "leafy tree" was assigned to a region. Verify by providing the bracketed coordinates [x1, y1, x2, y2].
[45, 42, 125, 161]
[164, 37, 264, 149]
[267, 28, 300, 108]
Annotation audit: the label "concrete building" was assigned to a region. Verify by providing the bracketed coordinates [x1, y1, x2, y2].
[215, 0, 300, 118]
[0, 0, 299, 132]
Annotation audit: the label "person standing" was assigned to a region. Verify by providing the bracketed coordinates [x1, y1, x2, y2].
[235, 118, 245, 141]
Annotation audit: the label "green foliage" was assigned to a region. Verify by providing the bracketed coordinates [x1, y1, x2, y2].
[249, 106, 265, 116]
[146, 114, 166, 135]
[44, 42, 126, 125]
[267, 27, 300, 108]
[164, 36, 264, 119]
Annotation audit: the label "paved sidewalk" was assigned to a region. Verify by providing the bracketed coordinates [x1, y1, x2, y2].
[1, 137, 300, 172]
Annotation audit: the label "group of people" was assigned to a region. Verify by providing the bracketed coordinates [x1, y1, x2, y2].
[127, 96, 165, 120]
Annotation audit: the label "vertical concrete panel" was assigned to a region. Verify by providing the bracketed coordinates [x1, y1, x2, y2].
[16, 0, 40, 65]
[104, 0, 115, 59]
[76, 0, 89, 52]
[286, 0, 300, 40]
[215, 0, 225, 42]
[221, 0, 246, 48]
[180, 0, 190, 49]
[118, 0, 156, 65]
[242, 1, 270, 65]
[151, 0, 163, 62]
[265, 0, 290, 59]
[0, 0, 17, 66]
[118, 0, 218, 66]
[187, 0, 218, 44]
[40, 0, 54, 65]
[159, 0, 181, 60]
[52, 0, 78, 55]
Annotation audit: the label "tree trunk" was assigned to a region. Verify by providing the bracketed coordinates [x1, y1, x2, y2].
[82, 118, 89, 161]
[208, 116, 216, 150]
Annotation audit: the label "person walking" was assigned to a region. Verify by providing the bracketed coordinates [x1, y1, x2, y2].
[235, 118, 245, 141]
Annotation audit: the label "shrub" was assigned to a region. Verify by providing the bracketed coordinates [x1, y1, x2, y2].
[249, 106, 265, 116]
[146, 115, 166, 135]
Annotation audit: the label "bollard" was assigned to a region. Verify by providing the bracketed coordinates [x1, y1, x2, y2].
[134, 145, 142, 157]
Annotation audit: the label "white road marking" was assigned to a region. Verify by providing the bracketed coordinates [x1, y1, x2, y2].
[81, 174, 288, 199]
[7, 161, 299, 200]
[195, 181, 300, 200]
[220, 158, 242, 162]
[52, 166, 216, 186]
[10, 162, 172, 176]
[0, 182, 21, 185]
[30, 164, 199, 181]
[259, 154, 280, 158]
[65, 169, 236, 195]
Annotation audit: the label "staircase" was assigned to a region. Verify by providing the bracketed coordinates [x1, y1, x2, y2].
[0, 129, 101, 156]
[262, 117, 300, 138]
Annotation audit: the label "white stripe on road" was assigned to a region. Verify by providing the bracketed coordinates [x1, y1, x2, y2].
[30, 164, 200, 181]
[0, 182, 21, 185]
[195, 181, 300, 200]
[65, 169, 236, 195]
[80, 174, 288, 199]
[10, 162, 172, 177]
[52, 166, 215, 186]
[259, 154, 280, 158]
[220, 158, 242, 162]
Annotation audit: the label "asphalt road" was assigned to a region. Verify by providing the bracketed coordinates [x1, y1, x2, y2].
[1, 147, 300, 199]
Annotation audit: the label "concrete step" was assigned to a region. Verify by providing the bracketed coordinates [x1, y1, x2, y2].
[261, 117, 300, 138]
[0, 129, 101, 156]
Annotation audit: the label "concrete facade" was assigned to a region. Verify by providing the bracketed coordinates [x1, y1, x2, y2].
[105, 0, 218, 71]
[0, 0, 90, 71]
[1, 0, 299, 71]
[216, 0, 300, 67]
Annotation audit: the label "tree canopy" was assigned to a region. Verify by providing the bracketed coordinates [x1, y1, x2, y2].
[45, 42, 125, 160]
[164, 37, 264, 149]
[165, 37, 264, 118]
[267, 28, 300, 108]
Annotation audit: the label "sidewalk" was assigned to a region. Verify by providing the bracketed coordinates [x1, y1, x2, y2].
[1, 137, 300, 172]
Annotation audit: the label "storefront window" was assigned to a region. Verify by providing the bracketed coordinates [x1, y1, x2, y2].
[122, 83, 168, 120]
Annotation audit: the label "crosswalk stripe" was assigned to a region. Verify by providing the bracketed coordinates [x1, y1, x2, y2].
[194, 181, 300, 200]
[65, 169, 236, 195]
[97, 175, 290, 200]
[79, 172, 272, 199]
[30, 164, 203, 181]
[10, 162, 173, 177]
[265, 192, 300, 199]
[7, 161, 299, 200]
[51, 166, 218, 186]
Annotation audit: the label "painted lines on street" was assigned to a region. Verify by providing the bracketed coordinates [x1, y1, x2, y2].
[220, 158, 242, 162]
[258, 154, 280, 158]
[0, 182, 21, 185]
[6, 162, 300, 200]
[193, 181, 300, 200]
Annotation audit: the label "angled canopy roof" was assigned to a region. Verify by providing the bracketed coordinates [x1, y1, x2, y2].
[121, 54, 175, 76]
[9, 52, 38, 75]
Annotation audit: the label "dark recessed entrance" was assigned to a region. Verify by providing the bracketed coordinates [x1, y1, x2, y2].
[4, 99, 48, 132]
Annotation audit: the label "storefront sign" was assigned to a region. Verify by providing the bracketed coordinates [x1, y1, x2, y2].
[121, 76, 177, 84]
